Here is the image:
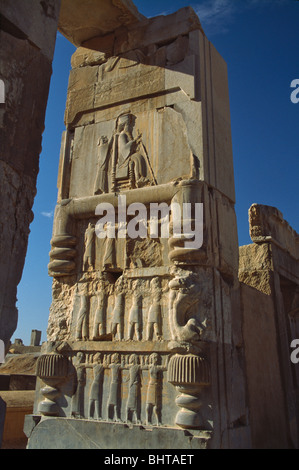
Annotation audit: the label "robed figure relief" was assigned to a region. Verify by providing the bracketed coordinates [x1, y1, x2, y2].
[94, 113, 156, 194]
[146, 277, 163, 341]
[107, 353, 123, 422]
[82, 223, 95, 271]
[94, 136, 109, 195]
[125, 354, 142, 425]
[71, 352, 86, 419]
[88, 353, 105, 420]
[145, 353, 168, 426]
[111, 276, 126, 341]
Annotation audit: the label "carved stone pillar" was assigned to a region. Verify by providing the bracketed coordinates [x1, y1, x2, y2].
[36, 354, 69, 416]
[168, 354, 210, 429]
[28, 5, 250, 449]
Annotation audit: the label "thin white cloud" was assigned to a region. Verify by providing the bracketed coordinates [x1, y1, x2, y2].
[193, 0, 234, 24]
[148, 9, 173, 19]
[192, 0, 288, 36]
[41, 211, 54, 219]
[192, 0, 235, 34]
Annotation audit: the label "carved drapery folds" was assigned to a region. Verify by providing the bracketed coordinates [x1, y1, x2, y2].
[95, 112, 155, 193]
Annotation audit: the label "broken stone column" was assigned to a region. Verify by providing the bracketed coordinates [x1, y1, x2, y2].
[0, 0, 61, 349]
[27, 6, 250, 449]
[30, 330, 42, 347]
[0, 2, 61, 447]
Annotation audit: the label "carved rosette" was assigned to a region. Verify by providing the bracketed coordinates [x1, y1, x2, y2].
[36, 354, 69, 416]
[167, 354, 210, 430]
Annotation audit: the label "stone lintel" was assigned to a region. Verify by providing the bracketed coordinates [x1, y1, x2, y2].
[58, 0, 145, 47]
[112, 7, 204, 56]
[69, 7, 203, 58]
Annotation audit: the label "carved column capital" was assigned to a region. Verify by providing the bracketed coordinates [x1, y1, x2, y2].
[168, 354, 210, 430]
[36, 353, 70, 416]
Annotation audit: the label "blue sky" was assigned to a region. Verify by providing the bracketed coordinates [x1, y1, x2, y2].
[14, 0, 299, 345]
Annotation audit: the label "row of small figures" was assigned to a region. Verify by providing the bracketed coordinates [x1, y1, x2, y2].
[74, 277, 165, 342]
[70, 351, 169, 426]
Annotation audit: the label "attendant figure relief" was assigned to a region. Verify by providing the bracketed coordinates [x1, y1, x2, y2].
[88, 353, 106, 420]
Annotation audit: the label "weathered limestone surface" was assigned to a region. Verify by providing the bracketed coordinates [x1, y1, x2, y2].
[26, 417, 211, 449]
[0, 0, 61, 60]
[26, 6, 251, 450]
[240, 205, 299, 449]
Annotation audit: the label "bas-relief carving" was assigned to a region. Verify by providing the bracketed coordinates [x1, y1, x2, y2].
[128, 279, 143, 341]
[46, 180, 212, 429]
[66, 273, 171, 344]
[98, 39, 188, 75]
[45, 351, 171, 426]
[67, 108, 195, 200]
[107, 352, 123, 422]
[168, 268, 209, 352]
[109, 276, 168, 343]
[49, 110, 198, 277]
[111, 276, 126, 342]
[83, 222, 96, 271]
[94, 136, 109, 195]
[40, 271, 211, 428]
[93, 112, 154, 195]
[127, 237, 163, 269]
[71, 351, 86, 419]
[44, 21, 215, 434]
[145, 353, 169, 426]
[47, 278, 77, 341]
[146, 277, 163, 341]
[124, 354, 142, 424]
[89, 353, 105, 420]
[92, 281, 109, 340]
[74, 289, 90, 342]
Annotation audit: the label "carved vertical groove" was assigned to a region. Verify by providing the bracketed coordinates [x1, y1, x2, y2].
[168, 354, 210, 384]
[36, 353, 69, 378]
